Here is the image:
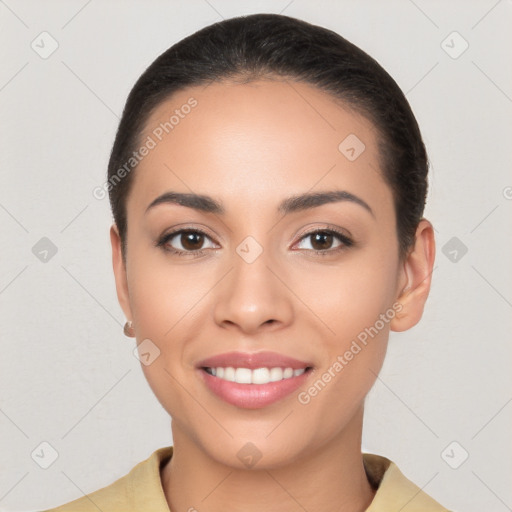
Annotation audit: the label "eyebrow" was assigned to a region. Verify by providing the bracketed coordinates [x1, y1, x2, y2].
[145, 190, 374, 217]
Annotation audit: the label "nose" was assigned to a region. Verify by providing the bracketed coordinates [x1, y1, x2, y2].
[213, 246, 294, 335]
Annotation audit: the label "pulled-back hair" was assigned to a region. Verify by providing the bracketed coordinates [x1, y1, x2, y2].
[107, 13, 428, 261]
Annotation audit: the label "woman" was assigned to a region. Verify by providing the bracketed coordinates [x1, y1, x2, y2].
[45, 12, 449, 512]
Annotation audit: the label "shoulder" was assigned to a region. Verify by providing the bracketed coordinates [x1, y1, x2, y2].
[42, 446, 173, 512]
[363, 453, 453, 511]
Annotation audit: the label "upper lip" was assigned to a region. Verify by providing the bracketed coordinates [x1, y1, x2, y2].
[197, 351, 313, 370]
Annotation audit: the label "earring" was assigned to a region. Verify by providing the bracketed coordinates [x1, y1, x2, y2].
[123, 320, 135, 338]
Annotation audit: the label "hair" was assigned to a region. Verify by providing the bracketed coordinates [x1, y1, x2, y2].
[107, 13, 429, 262]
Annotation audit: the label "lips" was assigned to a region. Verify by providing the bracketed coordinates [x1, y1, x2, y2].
[196, 351, 314, 409]
[197, 350, 313, 370]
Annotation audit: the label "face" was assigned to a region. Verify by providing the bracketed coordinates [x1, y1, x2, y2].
[111, 79, 431, 469]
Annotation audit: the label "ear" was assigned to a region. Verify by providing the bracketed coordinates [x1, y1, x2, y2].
[391, 219, 436, 332]
[110, 223, 133, 322]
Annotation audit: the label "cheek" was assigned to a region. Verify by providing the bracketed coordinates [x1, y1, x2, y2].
[128, 248, 213, 339]
[308, 250, 399, 346]
[294, 261, 395, 437]
[129, 266, 193, 419]
[126, 252, 216, 413]
[298, 247, 398, 403]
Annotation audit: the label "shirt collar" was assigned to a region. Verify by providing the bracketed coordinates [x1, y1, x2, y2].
[109, 446, 449, 511]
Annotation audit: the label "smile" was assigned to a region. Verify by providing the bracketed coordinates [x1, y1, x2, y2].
[198, 366, 313, 409]
[196, 350, 314, 408]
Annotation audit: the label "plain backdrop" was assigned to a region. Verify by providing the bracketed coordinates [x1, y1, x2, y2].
[1, 1, 511, 511]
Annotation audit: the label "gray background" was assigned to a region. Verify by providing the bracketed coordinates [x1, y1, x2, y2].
[1, 0, 511, 510]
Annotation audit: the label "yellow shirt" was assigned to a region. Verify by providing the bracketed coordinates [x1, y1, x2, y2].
[43, 446, 451, 511]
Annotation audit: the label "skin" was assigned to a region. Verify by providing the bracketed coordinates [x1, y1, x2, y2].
[110, 79, 435, 512]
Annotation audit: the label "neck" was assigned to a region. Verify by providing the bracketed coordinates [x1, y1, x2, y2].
[161, 405, 375, 512]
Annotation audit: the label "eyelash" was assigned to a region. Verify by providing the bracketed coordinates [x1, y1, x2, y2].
[155, 225, 354, 258]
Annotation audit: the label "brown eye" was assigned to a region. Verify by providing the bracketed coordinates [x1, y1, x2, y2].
[179, 231, 206, 251]
[310, 232, 335, 251]
[157, 228, 216, 255]
[295, 228, 353, 254]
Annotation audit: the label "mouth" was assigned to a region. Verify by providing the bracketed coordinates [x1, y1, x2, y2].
[196, 351, 314, 409]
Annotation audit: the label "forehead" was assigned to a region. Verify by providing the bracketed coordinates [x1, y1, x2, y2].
[129, 79, 391, 217]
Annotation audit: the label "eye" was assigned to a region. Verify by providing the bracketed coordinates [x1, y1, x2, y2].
[155, 226, 354, 257]
[294, 228, 353, 255]
[156, 228, 217, 256]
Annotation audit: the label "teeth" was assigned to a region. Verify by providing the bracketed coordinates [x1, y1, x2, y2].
[283, 367, 294, 379]
[206, 366, 306, 384]
[235, 368, 252, 384]
[269, 367, 283, 382]
[224, 367, 236, 382]
[252, 367, 270, 384]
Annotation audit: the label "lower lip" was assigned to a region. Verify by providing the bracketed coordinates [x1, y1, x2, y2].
[198, 368, 312, 409]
